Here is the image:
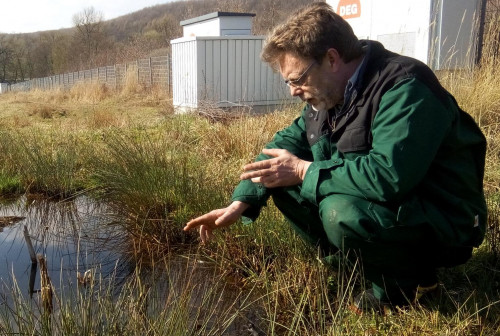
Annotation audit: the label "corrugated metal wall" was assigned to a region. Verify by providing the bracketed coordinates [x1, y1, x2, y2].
[172, 36, 292, 109]
[172, 39, 198, 108]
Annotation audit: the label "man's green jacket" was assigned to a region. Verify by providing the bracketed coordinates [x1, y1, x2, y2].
[232, 41, 487, 249]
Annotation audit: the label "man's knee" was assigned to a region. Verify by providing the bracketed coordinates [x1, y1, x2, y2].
[320, 194, 369, 249]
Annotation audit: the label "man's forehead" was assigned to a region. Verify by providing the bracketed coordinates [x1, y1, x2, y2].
[278, 53, 310, 74]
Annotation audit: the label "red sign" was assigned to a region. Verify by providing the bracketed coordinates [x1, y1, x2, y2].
[337, 0, 361, 19]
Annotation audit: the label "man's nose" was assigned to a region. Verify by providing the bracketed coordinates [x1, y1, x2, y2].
[289, 85, 302, 96]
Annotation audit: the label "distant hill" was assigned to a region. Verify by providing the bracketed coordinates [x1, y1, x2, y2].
[103, 0, 312, 42]
[0, 0, 312, 82]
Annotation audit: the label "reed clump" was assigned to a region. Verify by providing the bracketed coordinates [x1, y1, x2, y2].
[0, 130, 88, 198]
[69, 82, 112, 103]
[90, 128, 214, 243]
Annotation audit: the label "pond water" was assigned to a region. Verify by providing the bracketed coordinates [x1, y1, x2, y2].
[0, 196, 262, 334]
[0, 196, 133, 297]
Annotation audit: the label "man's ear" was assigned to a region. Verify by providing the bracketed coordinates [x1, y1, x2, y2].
[325, 48, 341, 72]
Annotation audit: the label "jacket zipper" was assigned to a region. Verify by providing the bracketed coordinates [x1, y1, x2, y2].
[332, 90, 357, 133]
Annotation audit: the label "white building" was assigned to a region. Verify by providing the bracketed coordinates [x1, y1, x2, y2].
[326, 0, 483, 69]
[171, 12, 292, 111]
[0, 83, 9, 94]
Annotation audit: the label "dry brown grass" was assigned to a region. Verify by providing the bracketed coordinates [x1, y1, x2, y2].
[69, 82, 112, 102]
[0, 83, 171, 132]
[87, 109, 124, 129]
[121, 67, 142, 95]
[28, 104, 54, 119]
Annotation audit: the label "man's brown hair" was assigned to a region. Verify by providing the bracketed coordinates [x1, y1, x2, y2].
[261, 2, 362, 67]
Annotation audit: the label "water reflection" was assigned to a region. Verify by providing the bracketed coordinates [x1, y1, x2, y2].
[0, 196, 263, 334]
[0, 196, 133, 297]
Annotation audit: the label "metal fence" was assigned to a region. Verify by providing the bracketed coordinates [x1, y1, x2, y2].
[7, 55, 172, 93]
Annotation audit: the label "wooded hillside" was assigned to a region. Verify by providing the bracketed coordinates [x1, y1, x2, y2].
[0, 0, 311, 83]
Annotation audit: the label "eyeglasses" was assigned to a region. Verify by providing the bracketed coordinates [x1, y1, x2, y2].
[284, 61, 316, 88]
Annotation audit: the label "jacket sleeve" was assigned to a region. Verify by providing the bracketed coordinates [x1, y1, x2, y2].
[301, 77, 455, 205]
[231, 105, 313, 222]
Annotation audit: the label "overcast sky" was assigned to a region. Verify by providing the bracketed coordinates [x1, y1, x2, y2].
[0, 0, 176, 34]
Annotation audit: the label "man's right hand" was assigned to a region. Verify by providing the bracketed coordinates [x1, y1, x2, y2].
[183, 201, 250, 243]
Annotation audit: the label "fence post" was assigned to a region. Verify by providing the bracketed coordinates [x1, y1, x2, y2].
[167, 56, 171, 94]
[149, 57, 153, 87]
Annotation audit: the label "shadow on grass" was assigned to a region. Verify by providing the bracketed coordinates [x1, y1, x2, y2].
[421, 249, 500, 331]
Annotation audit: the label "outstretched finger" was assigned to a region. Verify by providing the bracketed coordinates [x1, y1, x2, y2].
[184, 218, 202, 231]
[184, 211, 217, 231]
[243, 159, 272, 172]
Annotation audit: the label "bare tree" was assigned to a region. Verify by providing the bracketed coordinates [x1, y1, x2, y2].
[0, 46, 12, 82]
[72, 6, 106, 68]
[0, 36, 16, 82]
[150, 13, 182, 47]
[216, 0, 246, 12]
[9, 36, 28, 81]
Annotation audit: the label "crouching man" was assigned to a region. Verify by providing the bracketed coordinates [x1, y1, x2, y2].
[184, 2, 487, 313]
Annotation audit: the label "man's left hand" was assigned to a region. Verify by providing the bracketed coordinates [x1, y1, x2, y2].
[240, 148, 311, 188]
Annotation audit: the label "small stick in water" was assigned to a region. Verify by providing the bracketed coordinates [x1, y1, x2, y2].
[37, 254, 53, 315]
[23, 225, 37, 264]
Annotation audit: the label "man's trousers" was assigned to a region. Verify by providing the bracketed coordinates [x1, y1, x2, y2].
[271, 186, 472, 303]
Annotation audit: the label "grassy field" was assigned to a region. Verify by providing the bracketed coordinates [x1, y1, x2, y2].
[0, 55, 499, 334]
